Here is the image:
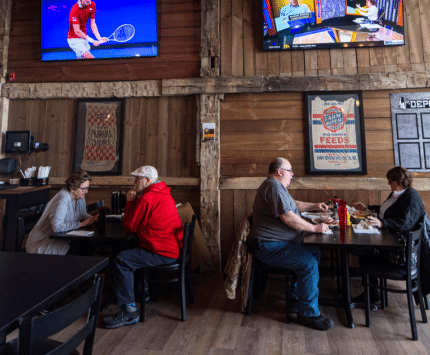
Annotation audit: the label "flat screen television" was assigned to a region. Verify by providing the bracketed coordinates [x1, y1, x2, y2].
[41, 0, 158, 61]
[263, 0, 404, 51]
[4, 131, 32, 154]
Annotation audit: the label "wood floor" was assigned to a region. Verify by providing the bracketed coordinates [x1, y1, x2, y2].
[7, 273, 430, 354]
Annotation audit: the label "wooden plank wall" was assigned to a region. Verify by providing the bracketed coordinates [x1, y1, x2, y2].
[7, 0, 201, 83]
[220, 0, 430, 77]
[219, 89, 430, 264]
[7, 96, 200, 210]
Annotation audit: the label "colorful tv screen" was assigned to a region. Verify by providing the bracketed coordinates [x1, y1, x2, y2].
[263, 0, 404, 51]
[41, 0, 158, 61]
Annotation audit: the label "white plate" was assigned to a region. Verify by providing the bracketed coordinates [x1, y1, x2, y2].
[310, 216, 338, 228]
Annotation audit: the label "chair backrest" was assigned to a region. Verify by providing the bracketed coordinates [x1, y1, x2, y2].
[86, 200, 104, 213]
[180, 215, 196, 271]
[405, 221, 423, 276]
[16, 204, 47, 252]
[18, 274, 104, 355]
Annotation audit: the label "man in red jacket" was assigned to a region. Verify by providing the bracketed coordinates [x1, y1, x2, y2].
[103, 166, 184, 328]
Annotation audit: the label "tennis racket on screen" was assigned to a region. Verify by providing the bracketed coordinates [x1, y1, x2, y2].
[107, 24, 135, 42]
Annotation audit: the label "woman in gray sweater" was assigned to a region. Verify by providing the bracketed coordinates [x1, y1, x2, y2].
[25, 170, 98, 255]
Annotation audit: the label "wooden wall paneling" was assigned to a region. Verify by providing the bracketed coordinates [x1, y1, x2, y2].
[368, 190, 382, 206]
[395, 2, 411, 70]
[330, 50, 344, 75]
[382, 47, 398, 73]
[316, 49, 331, 75]
[368, 47, 385, 73]
[267, 52, 280, 77]
[405, 0, 424, 66]
[291, 51, 305, 76]
[356, 48, 371, 74]
[356, 190, 370, 205]
[245, 189, 256, 216]
[220, 0, 232, 77]
[167, 97, 183, 177]
[157, 97, 169, 176]
[304, 51, 318, 76]
[221, 189, 234, 266]
[146, 99, 159, 168]
[343, 48, 357, 75]
[295, 189, 309, 202]
[8, 0, 201, 83]
[231, 0, 244, 76]
[184, 97, 198, 177]
[279, 51, 292, 76]
[233, 189, 247, 237]
[242, 0, 255, 76]
[420, 0, 430, 67]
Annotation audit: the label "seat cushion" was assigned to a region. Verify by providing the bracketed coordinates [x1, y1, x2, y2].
[361, 259, 418, 280]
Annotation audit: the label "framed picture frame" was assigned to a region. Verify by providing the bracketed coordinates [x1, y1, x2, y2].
[72, 98, 124, 175]
[305, 91, 367, 175]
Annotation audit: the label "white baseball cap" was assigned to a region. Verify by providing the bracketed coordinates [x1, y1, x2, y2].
[131, 166, 158, 182]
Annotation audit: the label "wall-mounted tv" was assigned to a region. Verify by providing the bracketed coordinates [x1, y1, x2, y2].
[4, 131, 32, 154]
[263, 0, 404, 51]
[41, 0, 158, 61]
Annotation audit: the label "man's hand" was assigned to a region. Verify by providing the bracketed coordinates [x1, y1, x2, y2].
[126, 189, 137, 201]
[315, 202, 329, 212]
[100, 37, 108, 43]
[80, 214, 98, 227]
[315, 223, 329, 234]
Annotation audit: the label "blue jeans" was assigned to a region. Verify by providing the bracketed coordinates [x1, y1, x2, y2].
[113, 248, 177, 305]
[255, 240, 321, 317]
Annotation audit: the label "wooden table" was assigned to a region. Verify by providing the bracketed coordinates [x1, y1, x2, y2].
[303, 227, 402, 328]
[0, 252, 108, 347]
[50, 219, 134, 255]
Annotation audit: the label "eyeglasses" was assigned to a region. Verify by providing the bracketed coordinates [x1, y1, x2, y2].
[79, 187, 89, 191]
[279, 168, 293, 173]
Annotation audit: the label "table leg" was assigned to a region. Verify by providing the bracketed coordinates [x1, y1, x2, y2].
[340, 248, 354, 328]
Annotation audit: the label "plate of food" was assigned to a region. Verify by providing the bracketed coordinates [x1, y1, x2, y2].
[352, 211, 371, 218]
[311, 216, 338, 227]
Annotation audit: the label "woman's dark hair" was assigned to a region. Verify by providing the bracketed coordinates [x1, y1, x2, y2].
[268, 157, 285, 174]
[386, 166, 412, 189]
[65, 170, 92, 191]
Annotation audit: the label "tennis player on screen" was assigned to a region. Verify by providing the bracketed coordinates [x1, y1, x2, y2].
[67, 0, 108, 59]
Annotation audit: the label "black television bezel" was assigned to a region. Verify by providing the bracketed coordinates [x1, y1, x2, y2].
[4, 131, 32, 154]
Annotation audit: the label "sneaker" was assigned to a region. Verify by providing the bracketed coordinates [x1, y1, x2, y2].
[102, 304, 139, 329]
[297, 314, 334, 331]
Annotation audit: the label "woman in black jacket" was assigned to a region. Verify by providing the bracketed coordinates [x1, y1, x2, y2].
[352, 166, 427, 304]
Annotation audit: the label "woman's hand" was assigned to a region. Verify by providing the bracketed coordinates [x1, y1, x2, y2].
[80, 214, 98, 227]
[367, 216, 382, 228]
[353, 202, 367, 211]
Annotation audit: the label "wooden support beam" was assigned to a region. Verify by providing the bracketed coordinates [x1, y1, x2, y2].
[220, 176, 430, 191]
[3, 72, 430, 99]
[201, 0, 220, 78]
[198, 94, 221, 273]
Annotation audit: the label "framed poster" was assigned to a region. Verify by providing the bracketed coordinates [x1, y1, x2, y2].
[73, 98, 124, 175]
[305, 91, 367, 175]
[390, 93, 430, 172]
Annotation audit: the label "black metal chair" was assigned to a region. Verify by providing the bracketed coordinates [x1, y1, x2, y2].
[246, 257, 295, 323]
[138, 215, 196, 322]
[4, 274, 104, 355]
[16, 203, 46, 252]
[362, 223, 428, 340]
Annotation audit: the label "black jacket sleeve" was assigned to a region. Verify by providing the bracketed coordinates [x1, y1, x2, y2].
[381, 188, 425, 234]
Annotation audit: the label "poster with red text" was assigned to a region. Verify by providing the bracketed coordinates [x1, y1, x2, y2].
[306, 92, 367, 175]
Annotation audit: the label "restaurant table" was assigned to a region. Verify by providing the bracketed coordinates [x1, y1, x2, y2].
[0, 252, 109, 348]
[50, 219, 134, 255]
[303, 227, 402, 328]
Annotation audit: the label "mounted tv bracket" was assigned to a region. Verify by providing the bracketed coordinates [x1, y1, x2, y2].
[30, 136, 49, 153]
